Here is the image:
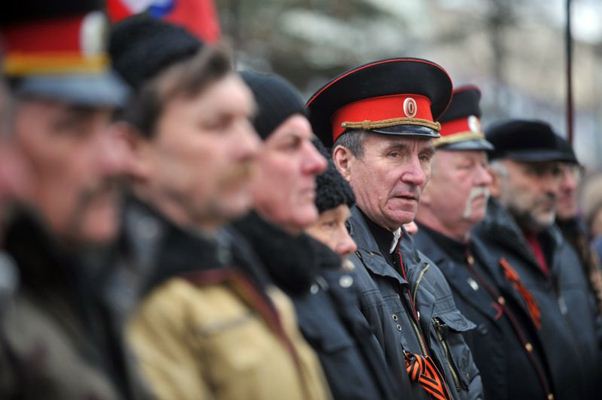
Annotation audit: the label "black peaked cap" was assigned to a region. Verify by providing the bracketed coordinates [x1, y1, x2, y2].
[241, 70, 306, 140]
[486, 119, 575, 162]
[109, 14, 203, 91]
[0, 0, 102, 25]
[439, 85, 482, 122]
[306, 57, 453, 147]
[437, 85, 493, 151]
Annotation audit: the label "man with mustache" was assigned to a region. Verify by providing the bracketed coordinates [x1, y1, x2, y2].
[414, 87, 555, 400]
[0, 1, 140, 398]
[108, 16, 330, 400]
[475, 119, 602, 400]
[308, 58, 483, 400]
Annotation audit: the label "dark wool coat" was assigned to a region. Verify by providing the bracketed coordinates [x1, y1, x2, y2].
[414, 225, 555, 400]
[0, 210, 130, 399]
[473, 199, 602, 400]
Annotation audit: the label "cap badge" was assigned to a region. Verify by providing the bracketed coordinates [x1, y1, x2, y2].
[403, 97, 417, 118]
[468, 115, 481, 133]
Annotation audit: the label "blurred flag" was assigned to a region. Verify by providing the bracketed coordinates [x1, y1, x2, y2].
[106, 0, 220, 43]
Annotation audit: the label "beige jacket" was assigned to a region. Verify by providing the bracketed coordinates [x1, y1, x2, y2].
[129, 272, 331, 400]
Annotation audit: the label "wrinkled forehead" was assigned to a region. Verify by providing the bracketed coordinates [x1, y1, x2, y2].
[363, 131, 434, 150]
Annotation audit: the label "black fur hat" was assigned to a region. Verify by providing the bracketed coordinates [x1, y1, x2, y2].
[313, 139, 355, 213]
[109, 14, 202, 91]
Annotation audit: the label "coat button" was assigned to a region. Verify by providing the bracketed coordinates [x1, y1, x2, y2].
[396, 324, 402, 331]
[477, 324, 488, 335]
[392, 314, 398, 321]
[547, 394, 554, 400]
[310, 283, 319, 294]
[525, 342, 533, 352]
[339, 275, 353, 288]
[497, 296, 505, 305]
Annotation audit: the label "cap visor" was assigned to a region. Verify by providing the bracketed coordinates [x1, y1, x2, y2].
[370, 124, 440, 139]
[14, 71, 129, 107]
[438, 138, 493, 151]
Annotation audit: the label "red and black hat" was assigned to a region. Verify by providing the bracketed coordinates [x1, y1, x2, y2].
[436, 85, 493, 151]
[0, 0, 128, 107]
[306, 58, 453, 148]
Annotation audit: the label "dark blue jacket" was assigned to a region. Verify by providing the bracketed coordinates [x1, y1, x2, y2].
[414, 225, 554, 400]
[473, 199, 602, 400]
[348, 207, 483, 400]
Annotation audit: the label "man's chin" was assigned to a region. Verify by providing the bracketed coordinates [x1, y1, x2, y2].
[73, 203, 120, 247]
[385, 210, 417, 230]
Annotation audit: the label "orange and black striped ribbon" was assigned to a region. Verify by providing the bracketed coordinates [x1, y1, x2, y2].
[499, 257, 541, 330]
[405, 352, 451, 400]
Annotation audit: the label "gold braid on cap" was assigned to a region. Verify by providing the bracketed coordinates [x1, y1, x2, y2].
[342, 117, 441, 132]
[434, 131, 485, 147]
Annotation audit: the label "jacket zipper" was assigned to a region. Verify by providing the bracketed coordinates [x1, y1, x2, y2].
[409, 263, 429, 354]
[433, 317, 464, 391]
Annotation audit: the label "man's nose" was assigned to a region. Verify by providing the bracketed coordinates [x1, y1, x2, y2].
[402, 155, 427, 186]
[302, 141, 328, 176]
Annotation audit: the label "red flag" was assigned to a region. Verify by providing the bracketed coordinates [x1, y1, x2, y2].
[106, 0, 221, 43]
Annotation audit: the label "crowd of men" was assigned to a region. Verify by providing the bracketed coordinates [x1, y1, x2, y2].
[0, 2, 601, 399]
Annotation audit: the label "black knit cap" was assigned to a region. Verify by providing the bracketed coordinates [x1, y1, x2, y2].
[312, 139, 355, 213]
[240, 70, 306, 140]
[109, 14, 202, 91]
[486, 119, 576, 162]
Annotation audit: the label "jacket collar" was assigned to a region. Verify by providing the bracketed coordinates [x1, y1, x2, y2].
[123, 196, 231, 294]
[349, 206, 412, 286]
[4, 207, 77, 295]
[413, 226, 502, 321]
[476, 199, 562, 274]
[232, 212, 319, 295]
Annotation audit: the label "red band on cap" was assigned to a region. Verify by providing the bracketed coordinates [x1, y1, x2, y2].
[2, 15, 83, 53]
[332, 94, 433, 142]
[440, 116, 481, 137]
[440, 118, 471, 136]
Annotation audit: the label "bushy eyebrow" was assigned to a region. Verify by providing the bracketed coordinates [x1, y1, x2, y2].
[382, 142, 410, 153]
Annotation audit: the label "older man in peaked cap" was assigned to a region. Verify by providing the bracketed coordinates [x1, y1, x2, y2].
[414, 87, 556, 400]
[0, 0, 140, 398]
[308, 58, 483, 400]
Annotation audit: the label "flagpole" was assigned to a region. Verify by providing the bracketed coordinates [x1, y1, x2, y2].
[565, 0, 574, 145]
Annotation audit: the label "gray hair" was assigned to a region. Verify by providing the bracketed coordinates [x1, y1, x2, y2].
[488, 159, 508, 178]
[333, 130, 368, 158]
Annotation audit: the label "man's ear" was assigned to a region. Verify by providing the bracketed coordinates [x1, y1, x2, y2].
[332, 145, 354, 182]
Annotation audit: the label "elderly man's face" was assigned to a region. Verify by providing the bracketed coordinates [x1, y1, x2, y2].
[335, 134, 434, 231]
[494, 159, 562, 232]
[420, 150, 491, 234]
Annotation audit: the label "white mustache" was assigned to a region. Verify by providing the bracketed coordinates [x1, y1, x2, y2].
[463, 186, 490, 219]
